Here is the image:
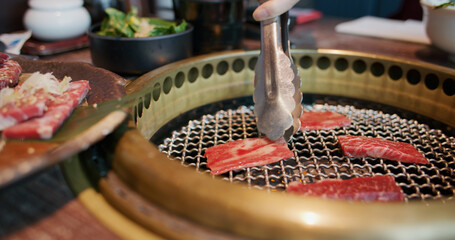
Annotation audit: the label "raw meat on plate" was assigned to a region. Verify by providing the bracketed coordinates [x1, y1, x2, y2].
[299, 111, 351, 131]
[2, 80, 90, 139]
[0, 57, 21, 90]
[0, 89, 50, 130]
[205, 137, 294, 175]
[287, 175, 405, 202]
[0, 52, 8, 64]
[337, 135, 428, 164]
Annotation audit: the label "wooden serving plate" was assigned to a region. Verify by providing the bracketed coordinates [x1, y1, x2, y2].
[0, 57, 128, 188]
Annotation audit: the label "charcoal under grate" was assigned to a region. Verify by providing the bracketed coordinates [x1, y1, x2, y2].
[157, 102, 455, 202]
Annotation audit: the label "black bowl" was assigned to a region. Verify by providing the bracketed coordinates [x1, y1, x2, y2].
[88, 23, 193, 75]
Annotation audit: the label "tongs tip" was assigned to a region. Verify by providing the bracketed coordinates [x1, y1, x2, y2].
[253, 11, 302, 142]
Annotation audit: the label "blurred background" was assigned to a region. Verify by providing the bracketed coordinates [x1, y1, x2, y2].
[0, 0, 423, 34]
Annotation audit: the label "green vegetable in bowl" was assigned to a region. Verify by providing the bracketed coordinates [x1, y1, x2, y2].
[435, 0, 454, 8]
[97, 7, 187, 38]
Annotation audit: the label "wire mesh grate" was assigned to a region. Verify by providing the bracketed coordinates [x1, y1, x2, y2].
[157, 103, 455, 201]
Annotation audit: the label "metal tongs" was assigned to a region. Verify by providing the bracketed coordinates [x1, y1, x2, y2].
[253, 7, 302, 141]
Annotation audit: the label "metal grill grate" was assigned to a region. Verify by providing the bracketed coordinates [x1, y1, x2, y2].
[157, 103, 455, 201]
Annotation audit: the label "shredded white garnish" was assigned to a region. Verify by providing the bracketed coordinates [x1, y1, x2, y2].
[20, 72, 71, 95]
[0, 72, 72, 108]
[0, 115, 16, 130]
[58, 76, 71, 93]
[0, 88, 17, 107]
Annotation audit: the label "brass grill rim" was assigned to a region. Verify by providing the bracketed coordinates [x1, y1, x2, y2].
[100, 49, 455, 239]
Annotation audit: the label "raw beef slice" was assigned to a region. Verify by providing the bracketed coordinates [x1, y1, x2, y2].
[299, 111, 351, 131]
[0, 89, 50, 130]
[0, 59, 21, 90]
[288, 175, 405, 202]
[337, 135, 428, 164]
[2, 80, 90, 139]
[205, 137, 294, 175]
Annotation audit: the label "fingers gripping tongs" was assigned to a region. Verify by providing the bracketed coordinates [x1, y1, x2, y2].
[253, 6, 303, 141]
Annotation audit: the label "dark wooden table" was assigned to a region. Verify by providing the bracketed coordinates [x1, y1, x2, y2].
[1, 17, 453, 240]
[288, 17, 455, 69]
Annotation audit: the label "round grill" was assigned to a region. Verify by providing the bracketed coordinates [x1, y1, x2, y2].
[64, 50, 455, 240]
[157, 99, 455, 202]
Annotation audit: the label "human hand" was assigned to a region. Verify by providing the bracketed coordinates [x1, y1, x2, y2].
[252, 0, 299, 21]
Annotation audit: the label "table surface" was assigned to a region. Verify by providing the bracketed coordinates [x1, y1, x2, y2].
[1, 17, 454, 240]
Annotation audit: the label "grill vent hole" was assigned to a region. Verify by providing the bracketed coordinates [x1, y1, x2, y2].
[248, 57, 257, 70]
[144, 92, 151, 109]
[153, 83, 160, 101]
[217, 61, 229, 75]
[371, 62, 385, 77]
[406, 69, 421, 85]
[335, 58, 348, 71]
[299, 56, 313, 69]
[175, 72, 185, 88]
[137, 98, 143, 118]
[232, 59, 245, 72]
[188, 67, 199, 83]
[163, 77, 172, 94]
[202, 64, 214, 79]
[388, 65, 403, 80]
[353, 60, 367, 73]
[317, 56, 330, 70]
[443, 78, 455, 96]
[425, 73, 439, 90]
